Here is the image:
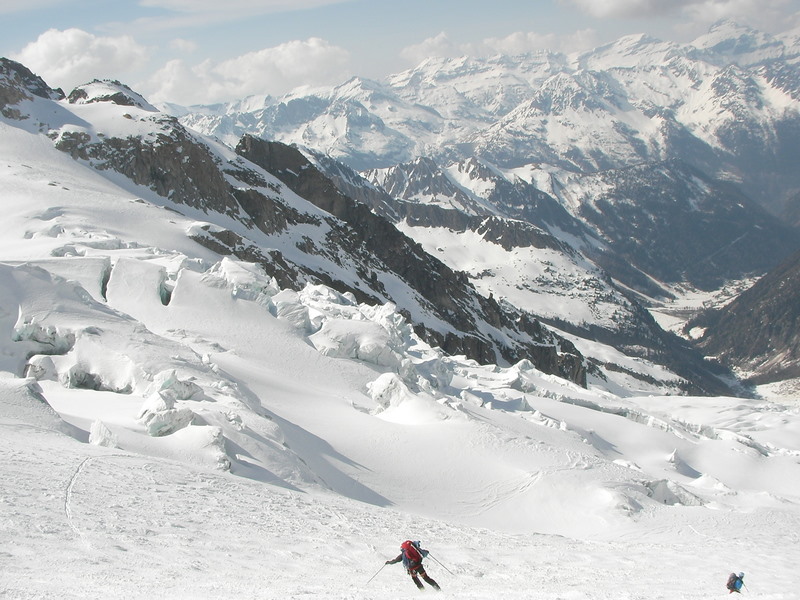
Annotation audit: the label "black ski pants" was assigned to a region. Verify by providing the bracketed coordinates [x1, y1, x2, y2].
[409, 565, 440, 590]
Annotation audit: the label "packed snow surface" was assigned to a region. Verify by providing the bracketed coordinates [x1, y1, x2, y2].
[2, 83, 800, 600]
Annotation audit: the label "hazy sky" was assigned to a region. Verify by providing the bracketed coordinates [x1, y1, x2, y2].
[3, 0, 800, 105]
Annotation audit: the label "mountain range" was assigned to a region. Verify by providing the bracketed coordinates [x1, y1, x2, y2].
[176, 21, 800, 218]
[3, 20, 800, 397]
[168, 20, 800, 392]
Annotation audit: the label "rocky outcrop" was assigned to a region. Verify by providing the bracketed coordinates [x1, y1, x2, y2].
[53, 115, 241, 217]
[67, 80, 158, 111]
[235, 135, 586, 384]
[0, 58, 64, 119]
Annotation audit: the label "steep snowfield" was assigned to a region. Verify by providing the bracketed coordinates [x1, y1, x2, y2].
[3, 108, 800, 600]
[3, 402, 800, 600]
[394, 221, 633, 337]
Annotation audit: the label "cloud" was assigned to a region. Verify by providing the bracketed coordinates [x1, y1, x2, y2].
[681, 0, 794, 30]
[400, 29, 600, 65]
[143, 37, 351, 105]
[0, 0, 66, 15]
[564, 0, 796, 32]
[10, 28, 150, 92]
[399, 32, 463, 65]
[480, 29, 600, 55]
[169, 38, 198, 54]
[564, 0, 689, 18]
[133, 0, 354, 29]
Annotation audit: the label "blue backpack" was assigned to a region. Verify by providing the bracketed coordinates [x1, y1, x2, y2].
[726, 572, 744, 592]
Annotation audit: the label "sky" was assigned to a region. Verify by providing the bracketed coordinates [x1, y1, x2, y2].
[2, 0, 800, 105]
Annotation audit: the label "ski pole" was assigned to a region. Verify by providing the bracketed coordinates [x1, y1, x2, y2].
[366, 562, 387, 585]
[427, 552, 454, 576]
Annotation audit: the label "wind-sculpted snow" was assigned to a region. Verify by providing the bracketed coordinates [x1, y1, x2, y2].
[7, 238, 799, 518]
[0, 377, 82, 439]
[3, 232, 800, 600]
[5, 406, 799, 600]
[0, 260, 328, 486]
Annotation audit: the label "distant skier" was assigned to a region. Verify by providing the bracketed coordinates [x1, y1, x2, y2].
[726, 572, 745, 593]
[385, 540, 441, 591]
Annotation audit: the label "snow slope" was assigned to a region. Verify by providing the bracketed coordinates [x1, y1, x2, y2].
[4, 401, 800, 600]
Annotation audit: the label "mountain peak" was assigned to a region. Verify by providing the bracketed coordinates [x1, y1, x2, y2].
[0, 58, 64, 106]
[706, 19, 757, 38]
[67, 79, 157, 111]
[691, 19, 786, 65]
[575, 33, 681, 70]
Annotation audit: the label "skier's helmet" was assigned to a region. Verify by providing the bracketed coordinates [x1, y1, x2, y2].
[738, 572, 745, 578]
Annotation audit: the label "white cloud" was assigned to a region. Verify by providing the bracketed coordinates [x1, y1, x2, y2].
[682, 0, 794, 31]
[399, 32, 463, 65]
[400, 29, 601, 66]
[480, 29, 600, 55]
[564, 0, 796, 32]
[143, 37, 351, 105]
[169, 38, 198, 54]
[10, 28, 150, 92]
[564, 0, 688, 18]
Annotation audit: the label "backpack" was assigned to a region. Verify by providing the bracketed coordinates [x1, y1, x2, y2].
[726, 572, 743, 591]
[401, 540, 423, 565]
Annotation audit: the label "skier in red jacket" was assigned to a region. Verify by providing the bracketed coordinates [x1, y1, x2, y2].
[385, 540, 441, 591]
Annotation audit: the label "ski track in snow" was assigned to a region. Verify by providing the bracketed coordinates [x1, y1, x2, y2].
[64, 456, 93, 548]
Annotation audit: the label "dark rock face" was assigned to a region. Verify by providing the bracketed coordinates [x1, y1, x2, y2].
[187, 225, 304, 292]
[234, 135, 586, 384]
[783, 190, 800, 228]
[53, 115, 241, 217]
[365, 156, 587, 239]
[0, 58, 64, 119]
[689, 248, 800, 384]
[305, 151, 402, 222]
[67, 80, 156, 111]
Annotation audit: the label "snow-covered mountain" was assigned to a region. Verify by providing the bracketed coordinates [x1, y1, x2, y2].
[169, 21, 800, 388]
[2, 53, 800, 600]
[177, 21, 800, 219]
[549, 160, 798, 294]
[2, 59, 593, 384]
